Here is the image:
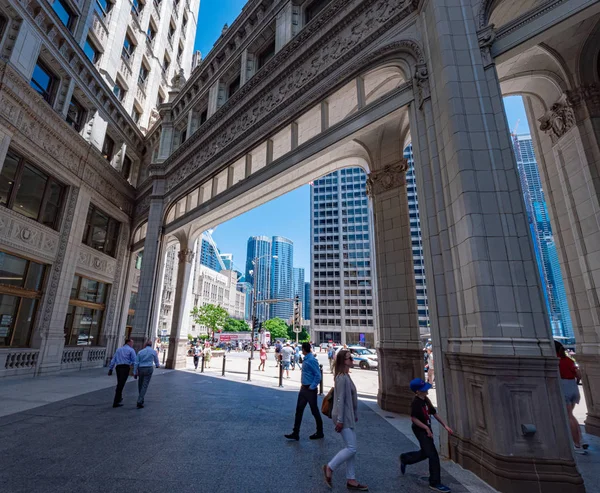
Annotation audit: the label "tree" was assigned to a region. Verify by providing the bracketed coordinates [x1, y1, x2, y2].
[224, 318, 250, 333]
[287, 324, 309, 343]
[190, 304, 228, 342]
[263, 317, 289, 339]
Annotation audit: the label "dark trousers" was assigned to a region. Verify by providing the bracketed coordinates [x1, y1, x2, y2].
[293, 385, 323, 435]
[193, 355, 199, 369]
[113, 364, 130, 405]
[401, 429, 441, 486]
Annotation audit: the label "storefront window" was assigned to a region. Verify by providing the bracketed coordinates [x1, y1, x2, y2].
[0, 251, 46, 347]
[64, 275, 109, 346]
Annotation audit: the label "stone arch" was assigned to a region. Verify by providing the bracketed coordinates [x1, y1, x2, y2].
[478, 0, 550, 28]
[578, 20, 600, 87]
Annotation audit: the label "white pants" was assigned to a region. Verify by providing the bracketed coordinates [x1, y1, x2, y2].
[328, 427, 357, 480]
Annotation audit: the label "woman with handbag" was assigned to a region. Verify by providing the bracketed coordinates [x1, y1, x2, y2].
[322, 349, 368, 491]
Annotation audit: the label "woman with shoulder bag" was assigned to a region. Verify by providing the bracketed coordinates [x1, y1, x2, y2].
[322, 349, 368, 491]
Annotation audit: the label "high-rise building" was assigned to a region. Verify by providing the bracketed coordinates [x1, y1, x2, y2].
[199, 231, 225, 272]
[220, 253, 234, 270]
[310, 168, 375, 346]
[304, 282, 311, 321]
[404, 145, 431, 336]
[236, 281, 253, 321]
[245, 236, 272, 323]
[270, 237, 294, 320]
[512, 134, 574, 342]
[293, 267, 305, 320]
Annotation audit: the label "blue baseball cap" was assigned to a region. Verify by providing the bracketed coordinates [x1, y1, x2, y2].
[410, 378, 432, 393]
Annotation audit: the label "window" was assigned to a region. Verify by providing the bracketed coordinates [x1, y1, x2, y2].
[228, 75, 240, 98]
[305, 0, 331, 24]
[257, 40, 275, 69]
[122, 155, 133, 180]
[0, 149, 66, 229]
[182, 14, 188, 28]
[199, 108, 208, 125]
[0, 251, 46, 348]
[177, 44, 183, 63]
[157, 91, 165, 106]
[138, 63, 149, 85]
[167, 23, 175, 45]
[162, 56, 170, 76]
[64, 276, 109, 346]
[95, 0, 113, 18]
[82, 204, 121, 257]
[30, 61, 56, 104]
[66, 96, 85, 131]
[131, 0, 144, 16]
[53, 0, 76, 31]
[101, 134, 115, 162]
[113, 81, 125, 101]
[122, 33, 135, 61]
[132, 107, 141, 124]
[84, 38, 100, 64]
[146, 23, 157, 43]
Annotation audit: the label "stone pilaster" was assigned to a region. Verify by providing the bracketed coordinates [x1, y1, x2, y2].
[368, 159, 422, 414]
[166, 245, 195, 369]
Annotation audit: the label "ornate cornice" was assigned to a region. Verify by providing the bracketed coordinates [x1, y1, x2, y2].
[178, 248, 195, 264]
[366, 159, 409, 197]
[538, 94, 575, 143]
[477, 24, 496, 68]
[567, 83, 600, 118]
[0, 207, 59, 263]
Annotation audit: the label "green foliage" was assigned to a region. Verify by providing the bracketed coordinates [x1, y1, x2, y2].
[287, 324, 310, 342]
[262, 317, 289, 339]
[199, 334, 209, 341]
[223, 318, 250, 333]
[190, 304, 228, 341]
[187, 333, 193, 341]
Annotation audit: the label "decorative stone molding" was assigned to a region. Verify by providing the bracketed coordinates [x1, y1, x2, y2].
[538, 94, 575, 143]
[366, 159, 409, 197]
[4, 350, 39, 369]
[0, 207, 59, 262]
[477, 25, 496, 68]
[77, 244, 117, 281]
[178, 248, 195, 264]
[567, 83, 600, 118]
[414, 63, 430, 109]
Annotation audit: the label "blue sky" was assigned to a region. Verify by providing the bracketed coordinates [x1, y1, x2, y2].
[194, 9, 529, 281]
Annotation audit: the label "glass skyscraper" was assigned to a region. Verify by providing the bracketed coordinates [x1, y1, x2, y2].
[270, 237, 294, 320]
[310, 167, 375, 346]
[293, 267, 306, 320]
[512, 134, 574, 342]
[199, 231, 224, 272]
[245, 236, 272, 323]
[304, 281, 311, 321]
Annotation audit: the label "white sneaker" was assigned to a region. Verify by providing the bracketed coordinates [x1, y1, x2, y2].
[574, 447, 587, 455]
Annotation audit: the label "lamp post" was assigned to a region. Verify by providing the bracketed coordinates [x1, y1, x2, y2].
[249, 254, 277, 360]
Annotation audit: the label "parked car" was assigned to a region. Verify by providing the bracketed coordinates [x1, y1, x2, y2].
[348, 346, 378, 370]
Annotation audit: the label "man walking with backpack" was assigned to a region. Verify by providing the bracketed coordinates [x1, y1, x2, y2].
[285, 342, 324, 441]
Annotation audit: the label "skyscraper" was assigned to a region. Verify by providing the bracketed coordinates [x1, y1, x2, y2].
[270, 237, 294, 320]
[293, 267, 306, 320]
[404, 145, 431, 335]
[220, 253, 234, 270]
[304, 281, 311, 321]
[246, 236, 272, 323]
[512, 134, 574, 341]
[310, 167, 375, 346]
[199, 231, 224, 272]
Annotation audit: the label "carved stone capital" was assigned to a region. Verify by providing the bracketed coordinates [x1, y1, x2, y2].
[177, 248, 195, 264]
[477, 25, 496, 68]
[366, 159, 409, 197]
[538, 94, 575, 144]
[567, 83, 600, 118]
[414, 63, 430, 109]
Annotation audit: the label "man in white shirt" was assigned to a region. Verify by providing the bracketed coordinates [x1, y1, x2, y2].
[281, 343, 294, 379]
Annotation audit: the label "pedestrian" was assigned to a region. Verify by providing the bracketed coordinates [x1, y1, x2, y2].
[258, 345, 267, 371]
[281, 342, 294, 378]
[285, 342, 324, 441]
[204, 344, 212, 369]
[426, 348, 435, 387]
[555, 341, 588, 454]
[328, 345, 335, 373]
[108, 338, 136, 408]
[322, 349, 368, 491]
[400, 378, 453, 492]
[133, 339, 160, 409]
[193, 343, 202, 370]
[275, 340, 282, 366]
[294, 344, 301, 369]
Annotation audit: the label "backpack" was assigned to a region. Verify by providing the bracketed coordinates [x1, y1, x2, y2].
[321, 387, 334, 418]
[328, 349, 334, 358]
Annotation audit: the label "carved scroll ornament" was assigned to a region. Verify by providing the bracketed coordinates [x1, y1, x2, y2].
[366, 159, 409, 197]
[178, 248, 195, 264]
[538, 95, 575, 143]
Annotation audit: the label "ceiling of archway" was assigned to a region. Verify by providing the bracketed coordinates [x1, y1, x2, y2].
[489, 0, 547, 27]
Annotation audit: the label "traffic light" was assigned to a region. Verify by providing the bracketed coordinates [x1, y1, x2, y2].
[293, 296, 302, 330]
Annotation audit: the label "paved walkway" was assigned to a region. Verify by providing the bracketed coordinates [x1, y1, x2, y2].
[0, 360, 597, 492]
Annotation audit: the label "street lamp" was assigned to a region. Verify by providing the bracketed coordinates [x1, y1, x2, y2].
[249, 254, 277, 360]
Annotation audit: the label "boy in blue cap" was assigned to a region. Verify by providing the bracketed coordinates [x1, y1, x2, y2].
[400, 378, 453, 492]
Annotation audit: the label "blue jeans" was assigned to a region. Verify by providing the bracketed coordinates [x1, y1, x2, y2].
[137, 367, 154, 405]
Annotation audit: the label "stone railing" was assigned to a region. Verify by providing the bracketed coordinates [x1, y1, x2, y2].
[62, 348, 83, 364]
[4, 350, 39, 369]
[87, 348, 107, 362]
[61, 346, 108, 368]
[136, 84, 147, 106]
[92, 12, 109, 47]
[120, 56, 133, 80]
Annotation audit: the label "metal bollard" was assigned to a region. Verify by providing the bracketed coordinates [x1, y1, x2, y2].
[162, 349, 166, 365]
[278, 361, 284, 388]
[319, 364, 324, 395]
[247, 358, 252, 382]
[222, 354, 226, 376]
[200, 354, 205, 373]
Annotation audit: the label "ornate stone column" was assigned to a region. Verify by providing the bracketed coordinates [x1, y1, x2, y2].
[413, 1, 583, 490]
[368, 159, 423, 414]
[166, 244, 195, 369]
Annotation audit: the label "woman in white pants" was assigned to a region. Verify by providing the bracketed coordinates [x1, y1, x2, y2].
[323, 349, 368, 491]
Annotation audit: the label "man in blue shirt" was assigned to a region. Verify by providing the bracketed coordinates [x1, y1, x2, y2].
[108, 338, 136, 408]
[285, 342, 324, 440]
[133, 339, 160, 409]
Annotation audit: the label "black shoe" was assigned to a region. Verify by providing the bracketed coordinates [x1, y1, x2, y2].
[310, 433, 325, 440]
[112, 403, 123, 408]
[137, 403, 144, 409]
[284, 433, 299, 441]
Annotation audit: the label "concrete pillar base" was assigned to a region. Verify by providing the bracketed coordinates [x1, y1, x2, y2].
[445, 352, 584, 492]
[377, 347, 424, 414]
[166, 337, 189, 369]
[577, 353, 600, 437]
